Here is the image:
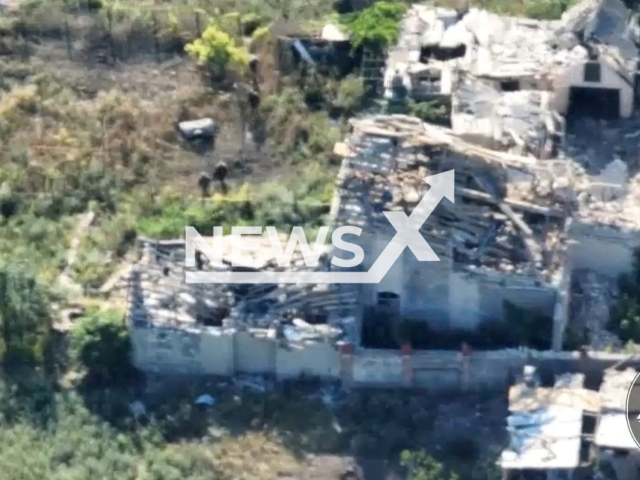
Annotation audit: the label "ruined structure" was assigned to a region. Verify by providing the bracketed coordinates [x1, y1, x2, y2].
[126, 0, 640, 385]
[501, 366, 640, 480]
[127, 234, 360, 377]
[331, 115, 570, 346]
[384, 0, 639, 155]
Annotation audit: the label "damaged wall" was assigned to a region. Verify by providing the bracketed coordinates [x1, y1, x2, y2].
[363, 246, 558, 333]
[130, 325, 235, 376]
[131, 322, 639, 394]
[276, 342, 341, 379]
[402, 255, 451, 328]
[130, 324, 341, 379]
[552, 59, 634, 118]
[569, 222, 640, 277]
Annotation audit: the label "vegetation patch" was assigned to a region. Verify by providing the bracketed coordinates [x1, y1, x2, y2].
[609, 248, 640, 344]
[341, 1, 407, 50]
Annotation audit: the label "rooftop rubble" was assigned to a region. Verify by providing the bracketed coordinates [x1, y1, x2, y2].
[333, 114, 569, 281]
[501, 365, 640, 472]
[568, 157, 640, 231]
[508, 372, 600, 413]
[451, 78, 558, 157]
[386, 0, 637, 97]
[500, 372, 588, 470]
[599, 367, 637, 411]
[594, 366, 639, 451]
[127, 238, 360, 346]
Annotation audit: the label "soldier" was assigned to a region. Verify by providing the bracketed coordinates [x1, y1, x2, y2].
[197, 171, 212, 198]
[213, 161, 228, 191]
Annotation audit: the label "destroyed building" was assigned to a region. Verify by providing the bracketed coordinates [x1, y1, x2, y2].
[331, 110, 640, 351]
[330, 115, 572, 348]
[126, 233, 362, 376]
[384, 0, 639, 155]
[500, 365, 640, 480]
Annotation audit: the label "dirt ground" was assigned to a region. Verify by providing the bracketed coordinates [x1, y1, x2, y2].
[1, 34, 289, 193]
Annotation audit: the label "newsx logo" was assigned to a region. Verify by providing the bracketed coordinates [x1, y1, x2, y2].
[184, 170, 455, 284]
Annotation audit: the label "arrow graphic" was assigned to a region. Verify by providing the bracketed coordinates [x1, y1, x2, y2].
[185, 170, 455, 284]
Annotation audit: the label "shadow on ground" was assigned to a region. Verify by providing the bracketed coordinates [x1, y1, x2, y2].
[71, 372, 508, 480]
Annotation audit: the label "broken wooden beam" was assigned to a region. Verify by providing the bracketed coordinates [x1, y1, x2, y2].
[456, 187, 564, 217]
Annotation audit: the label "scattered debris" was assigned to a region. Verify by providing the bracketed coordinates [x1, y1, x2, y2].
[129, 400, 146, 419]
[195, 394, 216, 406]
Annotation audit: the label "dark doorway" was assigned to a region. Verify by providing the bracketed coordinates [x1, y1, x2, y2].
[567, 86, 620, 123]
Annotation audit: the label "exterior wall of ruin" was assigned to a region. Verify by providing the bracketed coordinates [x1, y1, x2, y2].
[569, 222, 640, 278]
[349, 349, 640, 393]
[551, 59, 634, 118]
[130, 325, 235, 376]
[276, 342, 342, 379]
[552, 261, 572, 351]
[360, 232, 558, 331]
[130, 323, 341, 380]
[130, 320, 637, 394]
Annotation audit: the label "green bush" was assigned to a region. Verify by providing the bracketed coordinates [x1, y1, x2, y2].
[71, 310, 133, 384]
[524, 0, 577, 19]
[401, 450, 459, 480]
[332, 75, 366, 117]
[609, 248, 640, 343]
[185, 24, 250, 79]
[341, 1, 407, 50]
[408, 100, 450, 126]
[0, 264, 53, 370]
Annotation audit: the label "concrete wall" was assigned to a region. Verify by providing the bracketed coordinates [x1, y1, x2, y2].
[569, 222, 640, 278]
[276, 342, 341, 379]
[131, 321, 637, 394]
[362, 232, 557, 332]
[552, 59, 634, 118]
[402, 255, 451, 328]
[352, 349, 404, 387]
[130, 324, 340, 380]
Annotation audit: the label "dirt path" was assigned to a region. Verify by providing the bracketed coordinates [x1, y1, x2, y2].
[58, 212, 95, 295]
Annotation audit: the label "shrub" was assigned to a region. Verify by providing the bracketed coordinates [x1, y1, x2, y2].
[609, 248, 640, 343]
[185, 24, 250, 80]
[0, 265, 53, 371]
[333, 75, 366, 116]
[401, 450, 459, 480]
[341, 1, 407, 50]
[408, 100, 450, 126]
[71, 310, 133, 384]
[249, 25, 272, 52]
[524, 0, 577, 19]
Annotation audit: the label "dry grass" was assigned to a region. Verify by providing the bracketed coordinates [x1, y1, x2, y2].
[212, 432, 303, 479]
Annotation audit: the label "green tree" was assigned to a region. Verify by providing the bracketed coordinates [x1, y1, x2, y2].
[185, 25, 250, 81]
[341, 1, 407, 50]
[71, 310, 133, 384]
[401, 450, 459, 480]
[0, 265, 53, 370]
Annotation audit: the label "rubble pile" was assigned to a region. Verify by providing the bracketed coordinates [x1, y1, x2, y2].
[333, 115, 569, 280]
[599, 367, 637, 411]
[571, 270, 621, 351]
[128, 240, 360, 345]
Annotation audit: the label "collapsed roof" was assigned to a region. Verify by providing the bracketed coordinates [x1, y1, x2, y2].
[127, 238, 360, 346]
[331, 115, 570, 281]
